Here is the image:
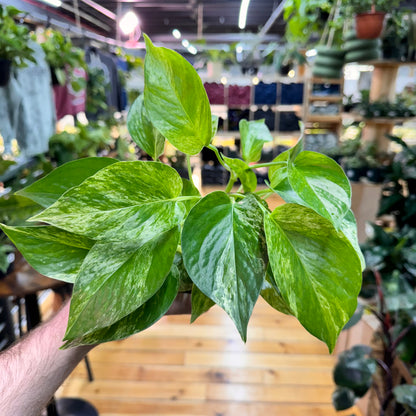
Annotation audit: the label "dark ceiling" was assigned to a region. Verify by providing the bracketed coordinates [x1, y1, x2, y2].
[2, 0, 285, 48]
[2, 0, 416, 50]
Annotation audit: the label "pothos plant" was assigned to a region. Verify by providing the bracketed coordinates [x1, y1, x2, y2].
[1, 35, 364, 351]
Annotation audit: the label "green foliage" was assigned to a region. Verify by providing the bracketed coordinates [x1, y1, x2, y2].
[86, 67, 108, 115]
[40, 28, 86, 89]
[394, 384, 416, 414]
[1, 36, 364, 351]
[0, 5, 36, 68]
[344, 0, 401, 14]
[283, 0, 345, 47]
[127, 95, 165, 160]
[48, 122, 114, 165]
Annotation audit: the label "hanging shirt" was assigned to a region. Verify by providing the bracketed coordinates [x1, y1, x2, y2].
[0, 41, 55, 156]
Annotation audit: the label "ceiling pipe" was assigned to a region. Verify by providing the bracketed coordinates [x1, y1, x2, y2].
[79, 0, 116, 20]
[258, 0, 286, 38]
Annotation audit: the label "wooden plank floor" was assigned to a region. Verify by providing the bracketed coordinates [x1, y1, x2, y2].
[56, 298, 362, 416]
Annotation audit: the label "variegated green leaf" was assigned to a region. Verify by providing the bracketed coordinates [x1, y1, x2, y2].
[64, 226, 180, 340]
[222, 155, 257, 193]
[30, 161, 185, 242]
[62, 271, 179, 348]
[16, 157, 118, 208]
[143, 35, 211, 155]
[182, 192, 267, 341]
[127, 95, 165, 161]
[264, 203, 362, 352]
[1, 224, 93, 283]
[191, 285, 215, 323]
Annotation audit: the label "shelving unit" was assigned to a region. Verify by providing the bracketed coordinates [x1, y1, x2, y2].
[204, 81, 304, 135]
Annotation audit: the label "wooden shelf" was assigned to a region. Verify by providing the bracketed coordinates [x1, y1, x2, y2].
[342, 113, 416, 124]
[310, 77, 343, 84]
[309, 95, 343, 102]
[276, 104, 302, 112]
[305, 115, 342, 123]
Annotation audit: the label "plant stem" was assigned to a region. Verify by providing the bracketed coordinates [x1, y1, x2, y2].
[186, 155, 194, 186]
[225, 173, 237, 193]
[207, 144, 230, 172]
[247, 161, 286, 170]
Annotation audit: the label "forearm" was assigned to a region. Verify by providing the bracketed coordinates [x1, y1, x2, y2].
[0, 302, 94, 416]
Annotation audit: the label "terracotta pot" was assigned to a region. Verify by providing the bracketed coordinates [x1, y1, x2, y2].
[0, 59, 12, 87]
[355, 11, 386, 39]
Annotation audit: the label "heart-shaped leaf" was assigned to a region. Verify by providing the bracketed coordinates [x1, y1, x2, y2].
[0, 224, 93, 283]
[239, 119, 273, 163]
[269, 147, 351, 229]
[16, 157, 118, 208]
[64, 226, 180, 340]
[264, 203, 362, 351]
[287, 151, 351, 228]
[143, 35, 212, 155]
[127, 94, 165, 161]
[182, 192, 267, 340]
[30, 161, 185, 242]
[62, 270, 179, 348]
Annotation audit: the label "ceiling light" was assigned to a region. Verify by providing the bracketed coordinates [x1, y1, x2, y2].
[182, 39, 189, 48]
[188, 45, 197, 55]
[172, 29, 181, 39]
[39, 0, 62, 7]
[252, 76, 259, 85]
[119, 11, 139, 36]
[288, 69, 295, 78]
[238, 0, 251, 29]
[220, 77, 227, 85]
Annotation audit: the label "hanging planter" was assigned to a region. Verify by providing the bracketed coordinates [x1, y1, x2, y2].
[355, 9, 386, 39]
[0, 59, 12, 87]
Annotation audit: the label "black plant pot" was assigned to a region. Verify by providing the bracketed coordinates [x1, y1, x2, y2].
[407, 178, 416, 195]
[366, 167, 385, 184]
[345, 167, 365, 182]
[0, 59, 12, 87]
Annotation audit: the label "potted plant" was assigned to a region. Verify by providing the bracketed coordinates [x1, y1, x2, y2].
[0, 36, 364, 355]
[39, 28, 86, 90]
[0, 5, 36, 86]
[345, 0, 401, 39]
[343, 154, 367, 182]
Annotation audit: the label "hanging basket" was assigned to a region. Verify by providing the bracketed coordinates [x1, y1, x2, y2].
[0, 59, 12, 87]
[355, 11, 386, 39]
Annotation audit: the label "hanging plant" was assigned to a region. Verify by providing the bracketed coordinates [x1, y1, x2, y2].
[39, 28, 86, 90]
[1, 36, 364, 351]
[0, 5, 36, 86]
